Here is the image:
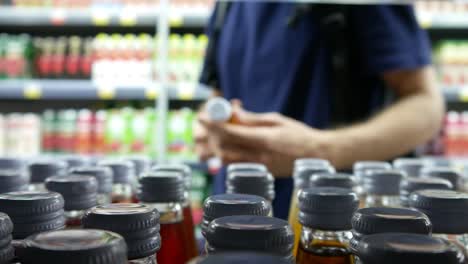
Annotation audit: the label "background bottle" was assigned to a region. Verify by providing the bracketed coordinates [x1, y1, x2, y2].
[70, 166, 113, 205]
[399, 177, 453, 207]
[393, 158, 429, 177]
[191, 252, 293, 264]
[0, 213, 14, 264]
[0, 169, 29, 194]
[0, 157, 26, 171]
[420, 167, 462, 191]
[226, 170, 275, 208]
[309, 172, 358, 190]
[205, 97, 233, 123]
[362, 169, 404, 207]
[28, 160, 67, 191]
[353, 161, 392, 207]
[98, 160, 135, 203]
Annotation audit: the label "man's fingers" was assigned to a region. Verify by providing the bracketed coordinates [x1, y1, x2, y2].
[235, 109, 282, 126]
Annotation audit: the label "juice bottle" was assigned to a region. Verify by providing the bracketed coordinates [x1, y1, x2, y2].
[69, 166, 113, 205]
[138, 171, 188, 264]
[98, 160, 135, 203]
[45, 175, 98, 228]
[399, 177, 452, 207]
[352, 161, 392, 208]
[295, 187, 358, 264]
[226, 170, 275, 207]
[393, 158, 428, 177]
[309, 173, 357, 190]
[28, 160, 67, 191]
[0, 212, 13, 263]
[419, 167, 462, 191]
[361, 170, 403, 208]
[82, 203, 160, 264]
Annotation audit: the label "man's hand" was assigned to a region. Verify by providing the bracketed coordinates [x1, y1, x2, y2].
[199, 106, 329, 177]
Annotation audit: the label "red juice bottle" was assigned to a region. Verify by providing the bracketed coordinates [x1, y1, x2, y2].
[138, 170, 189, 264]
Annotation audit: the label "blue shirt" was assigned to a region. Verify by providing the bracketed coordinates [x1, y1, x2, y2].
[203, 3, 431, 219]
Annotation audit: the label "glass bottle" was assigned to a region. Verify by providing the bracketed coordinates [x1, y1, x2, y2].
[190, 252, 293, 264]
[0, 212, 14, 264]
[98, 160, 135, 203]
[28, 160, 67, 191]
[353, 161, 392, 208]
[288, 163, 335, 256]
[356, 233, 465, 264]
[70, 166, 113, 205]
[410, 190, 468, 255]
[362, 170, 404, 207]
[16, 229, 127, 264]
[226, 170, 275, 208]
[126, 155, 151, 202]
[82, 203, 160, 264]
[309, 172, 358, 190]
[393, 158, 429, 177]
[0, 169, 29, 194]
[350, 207, 432, 264]
[138, 171, 188, 264]
[399, 177, 452, 207]
[420, 167, 462, 191]
[295, 187, 358, 264]
[205, 215, 294, 261]
[45, 175, 98, 228]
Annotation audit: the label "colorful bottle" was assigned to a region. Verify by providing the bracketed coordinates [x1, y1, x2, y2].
[362, 170, 404, 208]
[82, 203, 161, 264]
[98, 160, 135, 203]
[45, 175, 98, 228]
[400, 177, 453, 207]
[205, 97, 232, 122]
[420, 167, 462, 191]
[28, 160, 67, 191]
[0, 169, 29, 194]
[353, 161, 392, 207]
[17, 229, 127, 264]
[138, 171, 187, 264]
[69, 166, 113, 205]
[205, 215, 294, 260]
[356, 233, 465, 264]
[0, 213, 14, 264]
[226, 171, 275, 207]
[393, 158, 428, 177]
[350, 207, 432, 263]
[295, 187, 358, 264]
[192, 252, 293, 264]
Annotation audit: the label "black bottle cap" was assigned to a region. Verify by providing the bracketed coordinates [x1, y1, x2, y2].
[138, 171, 185, 203]
[0, 191, 64, 218]
[393, 158, 428, 177]
[293, 164, 335, 189]
[13, 216, 66, 239]
[0, 169, 29, 194]
[400, 177, 453, 206]
[126, 156, 151, 178]
[294, 158, 330, 168]
[98, 160, 135, 184]
[226, 171, 275, 201]
[0, 158, 25, 170]
[152, 164, 192, 189]
[18, 229, 127, 264]
[28, 160, 67, 183]
[362, 170, 404, 195]
[298, 187, 358, 230]
[420, 167, 462, 190]
[82, 203, 160, 260]
[309, 173, 357, 189]
[202, 194, 271, 236]
[0, 246, 14, 264]
[205, 215, 294, 256]
[196, 252, 293, 264]
[353, 161, 392, 179]
[45, 175, 98, 211]
[0, 213, 13, 239]
[60, 155, 91, 168]
[410, 190, 468, 234]
[356, 233, 465, 264]
[69, 166, 113, 194]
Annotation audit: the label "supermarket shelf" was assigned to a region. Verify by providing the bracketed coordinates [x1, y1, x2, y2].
[418, 13, 468, 29]
[0, 7, 209, 28]
[0, 80, 211, 101]
[444, 86, 468, 103]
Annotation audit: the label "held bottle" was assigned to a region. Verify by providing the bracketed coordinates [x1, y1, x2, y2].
[295, 187, 358, 264]
[98, 160, 135, 203]
[399, 177, 453, 207]
[361, 169, 404, 207]
[45, 175, 98, 227]
[0, 213, 14, 264]
[82, 203, 161, 264]
[28, 160, 67, 191]
[69, 166, 114, 205]
[138, 171, 188, 264]
[0, 169, 29, 194]
[226, 171, 275, 207]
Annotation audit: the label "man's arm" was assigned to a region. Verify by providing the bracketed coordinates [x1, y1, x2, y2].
[321, 66, 445, 168]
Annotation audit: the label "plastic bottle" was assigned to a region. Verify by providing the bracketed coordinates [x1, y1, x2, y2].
[295, 187, 358, 264]
[0, 169, 29, 194]
[45, 175, 98, 228]
[353, 161, 392, 207]
[138, 171, 188, 264]
[399, 177, 453, 207]
[69, 166, 113, 205]
[201, 194, 271, 238]
[410, 190, 468, 254]
[362, 169, 404, 207]
[309, 172, 358, 190]
[356, 233, 465, 264]
[0, 213, 14, 264]
[98, 160, 135, 203]
[420, 167, 462, 191]
[82, 203, 161, 264]
[17, 229, 127, 264]
[205, 215, 294, 260]
[393, 158, 429, 177]
[190, 252, 293, 264]
[205, 97, 232, 122]
[28, 160, 67, 191]
[350, 207, 432, 263]
[226, 171, 275, 207]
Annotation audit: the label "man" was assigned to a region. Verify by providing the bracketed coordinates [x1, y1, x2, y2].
[196, 2, 445, 219]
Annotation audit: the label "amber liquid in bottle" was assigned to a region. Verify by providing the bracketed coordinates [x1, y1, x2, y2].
[157, 221, 188, 264]
[183, 205, 199, 259]
[296, 241, 354, 264]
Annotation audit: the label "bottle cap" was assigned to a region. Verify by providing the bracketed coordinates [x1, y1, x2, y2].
[202, 194, 271, 236]
[0, 158, 25, 170]
[298, 187, 358, 230]
[0, 213, 13, 238]
[196, 252, 293, 264]
[69, 167, 113, 194]
[45, 175, 98, 211]
[293, 164, 335, 189]
[206, 97, 232, 122]
[400, 177, 453, 206]
[0, 169, 29, 194]
[309, 173, 357, 189]
[29, 160, 67, 183]
[393, 158, 427, 177]
[0, 191, 64, 218]
[353, 161, 392, 180]
[60, 155, 91, 168]
[138, 171, 185, 203]
[98, 160, 135, 184]
[227, 163, 267, 175]
[205, 215, 294, 257]
[226, 171, 275, 201]
[420, 167, 461, 191]
[356, 233, 465, 264]
[362, 170, 404, 195]
[294, 158, 330, 168]
[410, 190, 468, 234]
[82, 203, 160, 260]
[18, 229, 127, 264]
[125, 156, 151, 178]
[152, 164, 192, 189]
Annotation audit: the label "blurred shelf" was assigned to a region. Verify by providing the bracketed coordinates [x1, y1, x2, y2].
[0, 7, 209, 28]
[443, 86, 468, 103]
[418, 13, 468, 29]
[0, 79, 211, 101]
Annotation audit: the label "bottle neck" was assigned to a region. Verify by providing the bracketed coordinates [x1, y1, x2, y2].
[143, 202, 183, 224]
[301, 226, 352, 248]
[364, 194, 400, 208]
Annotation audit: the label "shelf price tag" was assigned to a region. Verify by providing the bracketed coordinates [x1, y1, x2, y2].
[145, 84, 159, 100]
[120, 12, 137, 26]
[23, 83, 42, 100]
[92, 12, 111, 26]
[459, 89, 468, 102]
[169, 14, 183, 27]
[97, 85, 115, 100]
